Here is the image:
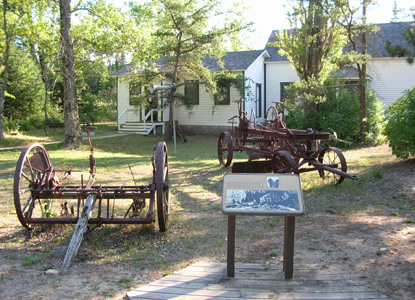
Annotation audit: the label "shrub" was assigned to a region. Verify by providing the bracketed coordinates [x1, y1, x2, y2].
[366, 91, 387, 145]
[2, 118, 19, 133]
[285, 84, 386, 145]
[384, 87, 415, 159]
[79, 92, 117, 123]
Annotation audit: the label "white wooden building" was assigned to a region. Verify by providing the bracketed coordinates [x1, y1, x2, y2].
[112, 21, 415, 135]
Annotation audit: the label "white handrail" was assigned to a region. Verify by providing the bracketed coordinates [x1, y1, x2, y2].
[144, 109, 164, 135]
[143, 109, 163, 127]
[117, 108, 134, 130]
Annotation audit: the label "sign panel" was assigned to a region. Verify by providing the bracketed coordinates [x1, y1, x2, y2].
[222, 173, 304, 216]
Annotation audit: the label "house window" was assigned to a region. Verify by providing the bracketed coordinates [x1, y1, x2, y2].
[216, 81, 230, 105]
[184, 80, 199, 105]
[280, 82, 292, 103]
[129, 82, 142, 105]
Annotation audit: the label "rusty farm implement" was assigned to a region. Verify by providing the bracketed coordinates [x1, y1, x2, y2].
[13, 127, 170, 267]
[218, 100, 359, 185]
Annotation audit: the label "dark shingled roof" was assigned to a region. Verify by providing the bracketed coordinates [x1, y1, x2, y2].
[204, 50, 269, 71]
[264, 21, 415, 62]
[111, 50, 268, 76]
[111, 64, 134, 76]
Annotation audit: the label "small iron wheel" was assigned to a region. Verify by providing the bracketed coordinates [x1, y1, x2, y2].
[155, 141, 169, 232]
[217, 131, 233, 167]
[272, 150, 299, 174]
[13, 143, 54, 230]
[249, 108, 256, 128]
[265, 106, 277, 128]
[318, 147, 347, 185]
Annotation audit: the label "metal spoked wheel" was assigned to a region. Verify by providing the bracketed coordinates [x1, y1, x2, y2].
[249, 108, 256, 128]
[155, 141, 169, 232]
[318, 147, 347, 185]
[265, 106, 277, 128]
[217, 131, 233, 167]
[13, 143, 54, 230]
[272, 150, 299, 174]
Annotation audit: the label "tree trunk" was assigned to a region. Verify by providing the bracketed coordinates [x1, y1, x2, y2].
[60, 0, 81, 149]
[0, 0, 10, 140]
[359, 64, 367, 143]
[360, 1, 368, 144]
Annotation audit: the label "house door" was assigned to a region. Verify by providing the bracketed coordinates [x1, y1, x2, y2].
[256, 83, 262, 118]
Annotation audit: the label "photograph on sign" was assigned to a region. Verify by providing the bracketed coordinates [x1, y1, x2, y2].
[226, 190, 300, 211]
[222, 173, 304, 215]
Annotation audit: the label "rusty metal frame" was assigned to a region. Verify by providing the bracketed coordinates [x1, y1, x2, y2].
[218, 100, 359, 184]
[13, 127, 169, 231]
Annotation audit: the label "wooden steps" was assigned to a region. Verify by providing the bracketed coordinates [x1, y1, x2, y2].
[119, 122, 164, 135]
[127, 261, 390, 300]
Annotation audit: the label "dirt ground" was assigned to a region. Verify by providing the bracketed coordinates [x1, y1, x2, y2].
[0, 144, 414, 300]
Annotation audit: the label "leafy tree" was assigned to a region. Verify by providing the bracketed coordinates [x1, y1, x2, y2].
[3, 44, 45, 120]
[384, 87, 415, 159]
[128, 0, 252, 140]
[0, 0, 11, 140]
[272, 0, 380, 142]
[337, 0, 378, 143]
[24, 1, 61, 130]
[0, 0, 31, 139]
[271, 0, 348, 109]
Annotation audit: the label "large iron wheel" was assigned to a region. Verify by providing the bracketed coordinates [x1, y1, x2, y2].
[318, 147, 347, 185]
[272, 150, 299, 174]
[155, 141, 169, 232]
[14, 143, 54, 230]
[218, 131, 233, 167]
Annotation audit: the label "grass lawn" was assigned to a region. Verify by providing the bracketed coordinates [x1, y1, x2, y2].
[0, 130, 414, 299]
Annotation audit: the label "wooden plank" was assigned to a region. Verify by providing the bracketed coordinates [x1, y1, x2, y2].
[62, 195, 96, 269]
[126, 262, 392, 300]
[135, 281, 374, 294]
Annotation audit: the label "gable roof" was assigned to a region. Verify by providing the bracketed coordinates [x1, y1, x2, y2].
[111, 50, 269, 76]
[204, 50, 269, 71]
[264, 21, 415, 62]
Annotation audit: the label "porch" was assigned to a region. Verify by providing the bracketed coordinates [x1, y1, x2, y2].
[118, 108, 165, 135]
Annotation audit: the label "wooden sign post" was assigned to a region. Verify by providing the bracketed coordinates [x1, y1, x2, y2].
[222, 173, 304, 279]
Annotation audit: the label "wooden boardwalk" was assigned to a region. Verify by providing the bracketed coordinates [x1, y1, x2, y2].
[127, 261, 391, 300]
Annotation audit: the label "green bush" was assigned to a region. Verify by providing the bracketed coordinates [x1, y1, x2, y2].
[284, 85, 386, 145]
[384, 87, 415, 159]
[366, 91, 387, 145]
[79, 92, 117, 123]
[2, 118, 19, 133]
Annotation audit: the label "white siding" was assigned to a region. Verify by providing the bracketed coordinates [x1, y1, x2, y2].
[245, 53, 268, 122]
[117, 78, 141, 123]
[265, 58, 415, 111]
[265, 61, 298, 113]
[368, 58, 415, 109]
[117, 77, 169, 123]
[175, 78, 241, 127]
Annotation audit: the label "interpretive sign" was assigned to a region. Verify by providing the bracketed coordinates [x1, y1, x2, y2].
[222, 173, 304, 216]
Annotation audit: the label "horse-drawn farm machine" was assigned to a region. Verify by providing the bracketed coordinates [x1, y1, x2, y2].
[218, 100, 359, 184]
[13, 127, 170, 267]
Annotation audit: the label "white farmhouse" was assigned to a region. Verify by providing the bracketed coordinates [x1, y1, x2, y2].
[112, 21, 415, 135]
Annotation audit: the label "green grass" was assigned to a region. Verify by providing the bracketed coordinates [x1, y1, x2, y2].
[21, 254, 42, 266]
[0, 122, 118, 148]
[1, 129, 414, 298]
